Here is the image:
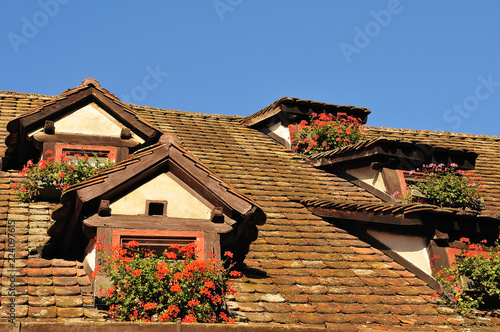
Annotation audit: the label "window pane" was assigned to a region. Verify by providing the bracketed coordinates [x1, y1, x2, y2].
[121, 236, 196, 258]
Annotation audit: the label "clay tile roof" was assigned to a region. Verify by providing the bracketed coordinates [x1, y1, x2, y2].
[0, 171, 106, 321]
[240, 97, 371, 127]
[2, 90, 500, 329]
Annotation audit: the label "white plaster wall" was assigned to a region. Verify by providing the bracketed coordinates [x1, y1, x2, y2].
[29, 102, 145, 143]
[367, 229, 432, 276]
[268, 121, 291, 145]
[110, 172, 212, 219]
[347, 167, 386, 192]
[82, 238, 96, 275]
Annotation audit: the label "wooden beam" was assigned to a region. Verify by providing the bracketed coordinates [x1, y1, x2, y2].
[210, 207, 224, 223]
[305, 205, 424, 226]
[98, 200, 111, 217]
[20, 88, 93, 131]
[33, 132, 140, 147]
[170, 147, 253, 214]
[310, 141, 477, 170]
[83, 214, 232, 233]
[43, 120, 55, 134]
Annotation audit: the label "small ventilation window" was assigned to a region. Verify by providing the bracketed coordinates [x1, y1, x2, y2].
[146, 200, 167, 216]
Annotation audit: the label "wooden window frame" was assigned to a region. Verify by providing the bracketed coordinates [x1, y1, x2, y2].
[145, 200, 168, 216]
[53, 143, 117, 163]
[111, 229, 206, 260]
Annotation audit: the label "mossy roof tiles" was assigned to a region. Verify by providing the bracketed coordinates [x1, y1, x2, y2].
[1, 91, 500, 329]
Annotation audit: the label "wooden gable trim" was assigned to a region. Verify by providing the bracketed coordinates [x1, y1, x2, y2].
[242, 97, 370, 128]
[89, 88, 160, 142]
[46, 135, 266, 262]
[244, 105, 281, 128]
[14, 88, 93, 132]
[5, 83, 162, 170]
[32, 132, 141, 147]
[304, 202, 500, 238]
[306, 139, 478, 171]
[78, 147, 165, 203]
[168, 146, 254, 216]
[11, 87, 160, 141]
[83, 215, 232, 234]
[305, 204, 424, 226]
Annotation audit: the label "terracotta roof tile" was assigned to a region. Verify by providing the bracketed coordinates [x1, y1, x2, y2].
[3, 91, 500, 328]
[28, 306, 57, 318]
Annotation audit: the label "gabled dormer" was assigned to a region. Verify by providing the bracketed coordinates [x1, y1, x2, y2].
[43, 134, 266, 279]
[300, 137, 491, 288]
[306, 137, 479, 203]
[4, 78, 162, 170]
[241, 97, 370, 149]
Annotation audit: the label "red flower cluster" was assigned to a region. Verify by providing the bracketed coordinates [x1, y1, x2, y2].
[289, 112, 365, 155]
[93, 240, 242, 323]
[14, 150, 114, 202]
[405, 164, 484, 210]
[432, 237, 500, 313]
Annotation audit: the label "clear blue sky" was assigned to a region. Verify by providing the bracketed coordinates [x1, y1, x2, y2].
[1, 1, 499, 136]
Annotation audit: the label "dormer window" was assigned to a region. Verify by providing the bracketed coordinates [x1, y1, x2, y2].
[305, 138, 479, 203]
[4, 78, 162, 171]
[44, 134, 266, 295]
[241, 97, 370, 149]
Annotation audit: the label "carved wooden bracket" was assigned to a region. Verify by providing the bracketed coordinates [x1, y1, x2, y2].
[98, 200, 111, 217]
[121, 127, 132, 139]
[44, 120, 55, 135]
[211, 207, 224, 223]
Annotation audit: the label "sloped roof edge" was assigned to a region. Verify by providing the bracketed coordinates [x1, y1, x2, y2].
[301, 198, 500, 224]
[306, 137, 479, 170]
[241, 97, 371, 127]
